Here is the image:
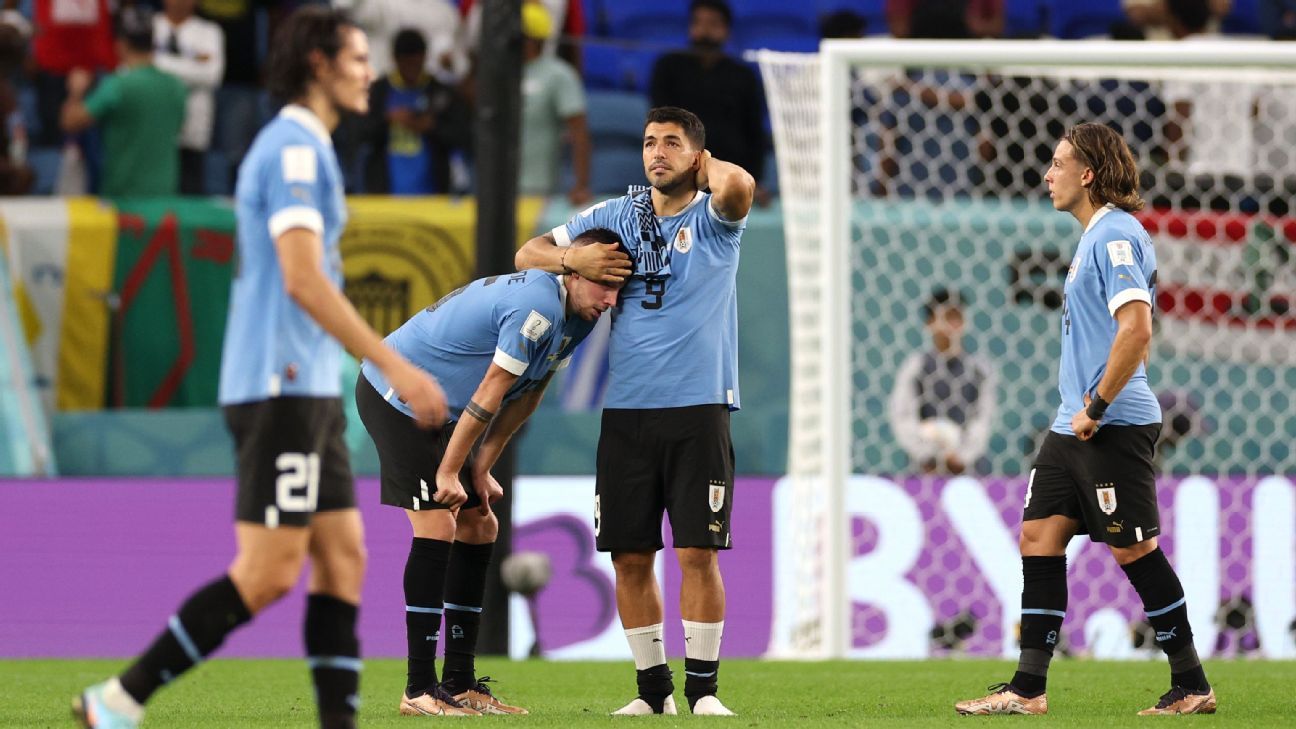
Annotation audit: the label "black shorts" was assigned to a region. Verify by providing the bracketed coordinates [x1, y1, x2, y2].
[354, 375, 481, 512]
[1023, 424, 1162, 547]
[595, 405, 735, 552]
[223, 396, 355, 528]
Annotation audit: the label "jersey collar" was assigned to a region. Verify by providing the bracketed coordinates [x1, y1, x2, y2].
[556, 274, 569, 316]
[279, 104, 333, 148]
[1083, 203, 1117, 236]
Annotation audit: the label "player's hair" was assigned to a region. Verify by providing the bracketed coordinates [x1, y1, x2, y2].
[921, 286, 966, 321]
[1063, 122, 1145, 213]
[690, 0, 732, 27]
[645, 107, 706, 150]
[266, 7, 356, 104]
[114, 5, 155, 52]
[393, 28, 428, 58]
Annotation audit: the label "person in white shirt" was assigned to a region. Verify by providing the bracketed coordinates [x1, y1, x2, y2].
[154, 0, 224, 194]
[332, 0, 469, 85]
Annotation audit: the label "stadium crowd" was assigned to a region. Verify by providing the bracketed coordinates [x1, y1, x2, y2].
[0, 0, 1288, 200]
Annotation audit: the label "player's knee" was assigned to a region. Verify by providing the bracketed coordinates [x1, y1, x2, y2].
[1109, 536, 1157, 565]
[612, 551, 656, 581]
[455, 509, 498, 543]
[676, 547, 719, 575]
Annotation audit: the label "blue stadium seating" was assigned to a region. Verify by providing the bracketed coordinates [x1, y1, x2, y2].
[585, 90, 649, 147]
[1049, 0, 1124, 38]
[1004, 0, 1047, 37]
[590, 145, 647, 194]
[814, 0, 889, 36]
[732, 6, 819, 38]
[604, 0, 691, 42]
[737, 30, 821, 52]
[1222, 0, 1262, 34]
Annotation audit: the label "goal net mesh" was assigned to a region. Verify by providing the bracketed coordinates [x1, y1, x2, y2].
[758, 44, 1296, 658]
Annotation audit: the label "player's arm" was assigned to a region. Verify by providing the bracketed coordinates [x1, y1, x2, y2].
[275, 229, 447, 427]
[467, 372, 556, 515]
[695, 149, 755, 222]
[1071, 300, 1153, 441]
[152, 25, 225, 89]
[434, 363, 520, 511]
[515, 230, 631, 283]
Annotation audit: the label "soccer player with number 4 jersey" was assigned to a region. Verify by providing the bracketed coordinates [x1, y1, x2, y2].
[517, 106, 755, 717]
[74, 9, 446, 729]
[955, 123, 1215, 717]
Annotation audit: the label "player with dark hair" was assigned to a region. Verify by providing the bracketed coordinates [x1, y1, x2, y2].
[516, 106, 755, 716]
[357, 228, 628, 718]
[73, 8, 446, 729]
[955, 122, 1215, 716]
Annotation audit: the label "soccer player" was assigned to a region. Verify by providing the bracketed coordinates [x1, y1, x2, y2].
[73, 9, 446, 729]
[954, 123, 1215, 716]
[516, 106, 755, 716]
[356, 228, 628, 718]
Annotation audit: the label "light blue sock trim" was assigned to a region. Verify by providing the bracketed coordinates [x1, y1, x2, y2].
[1146, 597, 1187, 617]
[443, 602, 483, 614]
[685, 670, 717, 678]
[1021, 609, 1067, 618]
[308, 656, 363, 672]
[406, 605, 444, 614]
[168, 615, 203, 665]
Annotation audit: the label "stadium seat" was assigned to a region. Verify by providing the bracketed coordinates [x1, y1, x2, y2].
[582, 42, 626, 90]
[28, 146, 61, 195]
[622, 47, 665, 93]
[589, 145, 646, 194]
[1049, 0, 1124, 38]
[732, 7, 819, 38]
[1004, 0, 1047, 37]
[585, 90, 649, 148]
[604, 0, 690, 42]
[737, 30, 821, 53]
[815, 0, 888, 36]
[1221, 0, 1261, 34]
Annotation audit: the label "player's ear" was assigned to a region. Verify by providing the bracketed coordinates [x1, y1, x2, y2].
[1081, 167, 1094, 188]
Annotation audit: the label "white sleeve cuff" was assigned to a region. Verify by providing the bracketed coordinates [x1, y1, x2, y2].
[493, 348, 528, 375]
[552, 225, 573, 247]
[268, 206, 324, 238]
[1108, 288, 1152, 317]
[707, 199, 747, 229]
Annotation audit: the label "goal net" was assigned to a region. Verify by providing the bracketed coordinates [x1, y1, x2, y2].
[759, 40, 1296, 659]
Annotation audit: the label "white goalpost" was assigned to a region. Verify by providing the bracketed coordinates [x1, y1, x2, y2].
[759, 40, 1296, 659]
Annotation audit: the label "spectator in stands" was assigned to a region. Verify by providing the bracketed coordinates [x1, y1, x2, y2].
[360, 28, 471, 194]
[333, 0, 469, 85]
[60, 6, 187, 197]
[154, 0, 224, 194]
[0, 11, 33, 194]
[887, 0, 1004, 39]
[1260, 0, 1296, 38]
[1119, 0, 1229, 40]
[888, 287, 997, 475]
[461, 0, 587, 72]
[821, 9, 869, 38]
[650, 0, 769, 205]
[30, 0, 117, 147]
[198, 0, 282, 192]
[519, 2, 590, 204]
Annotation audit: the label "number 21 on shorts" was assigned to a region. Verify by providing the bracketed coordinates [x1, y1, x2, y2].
[276, 452, 320, 512]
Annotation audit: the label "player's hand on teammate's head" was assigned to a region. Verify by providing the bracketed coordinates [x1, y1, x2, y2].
[434, 471, 469, 509]
[570, 242, 632, 285]
[388, 360, 448, 428]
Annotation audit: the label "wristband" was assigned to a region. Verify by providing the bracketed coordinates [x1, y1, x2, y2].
[1086, 393, 1110, 421]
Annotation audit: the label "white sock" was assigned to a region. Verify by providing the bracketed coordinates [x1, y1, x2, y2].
[682, 620, 724, 661]
[101, 677, 145, 722]
[624, 623, 667, 670]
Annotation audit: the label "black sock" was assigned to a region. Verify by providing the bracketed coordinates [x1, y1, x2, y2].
[404, 537, 451, 697]
[1121, 548, 1209, 691]
[684, 658, 719, 710]
[305, 594, 361, 729]
[119, 575, 252, 704]
[636, 664, 674, 712]
[441, 541, 493, 694]
[1011, 555, 1067, 697]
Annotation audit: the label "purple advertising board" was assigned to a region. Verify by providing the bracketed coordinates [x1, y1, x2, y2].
[1, 475, 1292, 659]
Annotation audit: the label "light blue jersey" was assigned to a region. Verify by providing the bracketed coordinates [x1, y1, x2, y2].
[553, 190, 745, 410]
[362, 271, 596, 420]
[219, 105, 348, 405]
[1052, 204, 1162, 434]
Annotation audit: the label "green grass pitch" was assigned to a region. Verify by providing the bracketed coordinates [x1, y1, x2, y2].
[2, 659, 1292, 727]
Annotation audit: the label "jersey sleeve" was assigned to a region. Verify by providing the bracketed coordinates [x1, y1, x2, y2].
[703, 192, 747, 246]
[1096, 234, 1153, 317]
[551, 196, 624, 247]
[261, 141, 330, 240]
[492, 294, 559, 376]
[82, 75, 122, 121]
